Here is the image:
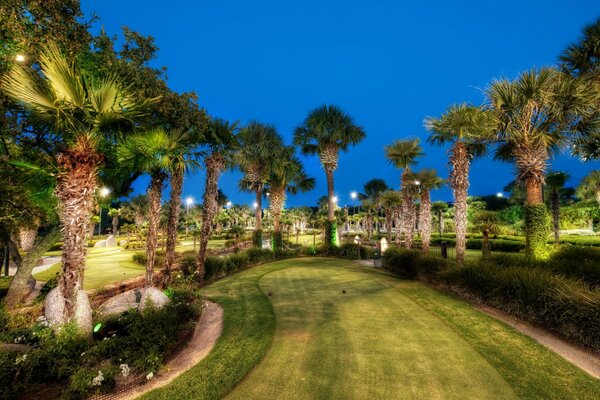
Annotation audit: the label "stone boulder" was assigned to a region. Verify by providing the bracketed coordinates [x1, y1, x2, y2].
[94, 240, 107, 248]
[119, 239, 127, 247]
[45, 287, 92, 338]
[105, 235, 117, 247]
[97, 289, 143, 318]
[138, 287, 171, 312]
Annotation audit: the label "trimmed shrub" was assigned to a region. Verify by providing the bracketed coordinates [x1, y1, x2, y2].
[383, 247, 452, 279]
[524, 204, 550, 259]
[252, 230, 263, 248]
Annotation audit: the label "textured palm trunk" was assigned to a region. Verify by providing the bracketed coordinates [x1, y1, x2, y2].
[145, 171, 166, 287]
[385, 209, 392, 242]
[394, 207, 402, 245]
[550, 188, 560, 245]
[6, 227, 60, 309]
[438, 212, 444, 236]
[165, 168, 184, 283]
[19, 228, 38, 252]
[525, 176, 544, 204]
[401, 169, 415, 249]
[134, 214, 145, 227]
[196, 152, 225, 284]
[320, 145, 339, 224]
[255, 188, 263, 229]
[420, 190, 432, 254]
[450, 142, 470, 264]
[269, 188, 285, 233]
[55, 140, 102, 322]
[112, 215, 119, 235]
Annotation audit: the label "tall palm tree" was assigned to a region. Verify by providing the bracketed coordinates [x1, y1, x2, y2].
[473, 211, 500, 260]
[294, 104, 366, 246]
[487, 68, 598, 259]
[267, 146, 315, 252]
[237, 122, 283, 247]
[384, 138, 424, 248]
[409, 169, 445, 254]
[545, 171, 570, 245]
[425, 104, 495, 263]
[1, 43, 149, 331]
[196, 118, 238, 283]
[163, 132, 202, 283]
[121, 195, 148, 227]
[378, 190, 403, 242]
[560, 18, 600, 78]
[119, 128, 193, 286]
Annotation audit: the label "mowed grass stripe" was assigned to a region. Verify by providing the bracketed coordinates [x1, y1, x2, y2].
[227, 263, 515, 400]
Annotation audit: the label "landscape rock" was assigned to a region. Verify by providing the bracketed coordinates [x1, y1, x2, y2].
[138, 287, 170, 312]
[94, 240, 107, 248]
[119, 239, 127, 247]
[105, 235, 117, 247]
[97, 289, 143, 317]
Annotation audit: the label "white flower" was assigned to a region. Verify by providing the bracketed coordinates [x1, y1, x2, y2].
[13, 335, 25, 344]
[92, 370, 104, 386]
[146, 372, 154, 380]
[120, 364, 130, 378]
[15, 354, 27, 365]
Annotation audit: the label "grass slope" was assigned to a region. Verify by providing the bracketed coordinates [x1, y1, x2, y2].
[143, 258, 600, 399]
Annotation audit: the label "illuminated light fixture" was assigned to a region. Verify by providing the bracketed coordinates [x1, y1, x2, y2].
[226, 201, 232, 208]
[15, 54, 26, 62]
[99, 187, 111, 197]
[93, 323, 102, 333]
[496, 192, 504, 198]
[333, 196, 338, 203]
[253, 202, 258, 209]
[185, 197, 194, 206]
[413, 180, 421, 186]
[350, 191, 357, 199]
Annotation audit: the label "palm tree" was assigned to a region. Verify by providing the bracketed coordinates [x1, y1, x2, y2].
[487, 68, 598, 259]
[267, 147, 315, 252]
[107, 207, 121, 236]
[121, 195, 148, 227]
[1, 43, 149, 332]
[545, 171, 570, 245]
[560, 18, 600, 78]
[162, 131, 201, 283]
[294, 104, 366, 246]
[425, 104, 495, 263]
[119, 128, 191, 286]
[196, 118, 238, 283]
[431, 201, 449, 238]
[473, 211, 500, 260]
[384, 138, 424, 248]
[360, 199, 377, 241]
[409, 169, 444, 254]
[237, 122, 283, 247]
[378, 190, 403, 242]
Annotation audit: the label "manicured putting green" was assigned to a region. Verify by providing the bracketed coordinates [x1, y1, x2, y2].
[143, 258, 599, 400]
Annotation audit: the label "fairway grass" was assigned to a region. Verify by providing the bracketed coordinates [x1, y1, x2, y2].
[142, 258, 600, 400]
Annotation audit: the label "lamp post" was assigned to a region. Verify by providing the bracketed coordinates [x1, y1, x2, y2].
[98, 187, 111, 235]
[185, 197, 194, 214]
[350, 191, 358, 214]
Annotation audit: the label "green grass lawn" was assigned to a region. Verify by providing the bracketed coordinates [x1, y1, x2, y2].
[34, 240, 228, 290]
[142, 257, 600, 400]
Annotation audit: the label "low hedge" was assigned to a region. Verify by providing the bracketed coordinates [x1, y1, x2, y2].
[382, 247, 600, 352]
[428, 237, 526, 252]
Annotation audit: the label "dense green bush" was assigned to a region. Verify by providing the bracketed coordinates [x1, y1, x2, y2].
[554, 235, 600, 247]
[0, 291, 200, 399]
[549, 246, 600, 285]
[429, 237, 525, 252]
[311, 243, 376, 260]
[382, 247, 600, 352]
[0, 277, 11, 300]
[524, 204, 550, 259]
[132, 252, 165, 268]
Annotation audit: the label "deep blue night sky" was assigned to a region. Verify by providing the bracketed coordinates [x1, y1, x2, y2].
[82, 0, 600, 208]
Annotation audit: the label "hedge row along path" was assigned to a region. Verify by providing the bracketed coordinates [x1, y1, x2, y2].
[142, 258, 600, 400]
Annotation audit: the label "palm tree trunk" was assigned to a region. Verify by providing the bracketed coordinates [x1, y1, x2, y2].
[255, 188, 263, 229]
[165, 168, 184, 283]
[50, 140, 102, 330]
[450, 142, 470, 264]
[112, 215, 119, 236]
[420, 190, 432, 254]
[145, 171, 166, 287]
[18, 228, 38, 252]
[6, 227, 60, 309]
[394, 207, 402, 245]
[196, 152, 225, 284]
[386, 209, 392, 242]
[438, 212, 444, 236]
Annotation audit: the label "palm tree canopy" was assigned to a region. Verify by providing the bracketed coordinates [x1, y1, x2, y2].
[293, 104, 366, 156]
[560, 17, 600, 77]
[2, 42, 152, 141]
[268, 146, 316, 195]
[204, 117, 239, 158]
[378, 190, 403, 209]
[425, 104, 496, 154]
[545, 171, 570, 190]
[118, 127, 200, 176]
[409, 169, 445, 191]
[431, 201, 449, 213]
[360, 179, 389, 201]
[384, 138, 424, 170]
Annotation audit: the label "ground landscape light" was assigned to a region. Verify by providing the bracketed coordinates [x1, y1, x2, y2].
[15, 54, 26, 62]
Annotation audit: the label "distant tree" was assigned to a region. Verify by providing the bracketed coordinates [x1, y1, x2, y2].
[379, 190, 403, 242]
[473, 211, 500, 259]
[360, 179, 389, 200]
[409, 169, 445, 254]
[385, 138, 424, 247]
[431, 201, 449, 237]
[546, 171, 570, 244]
[295, 104, 366, 246]
[576, 170, 600, 206]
